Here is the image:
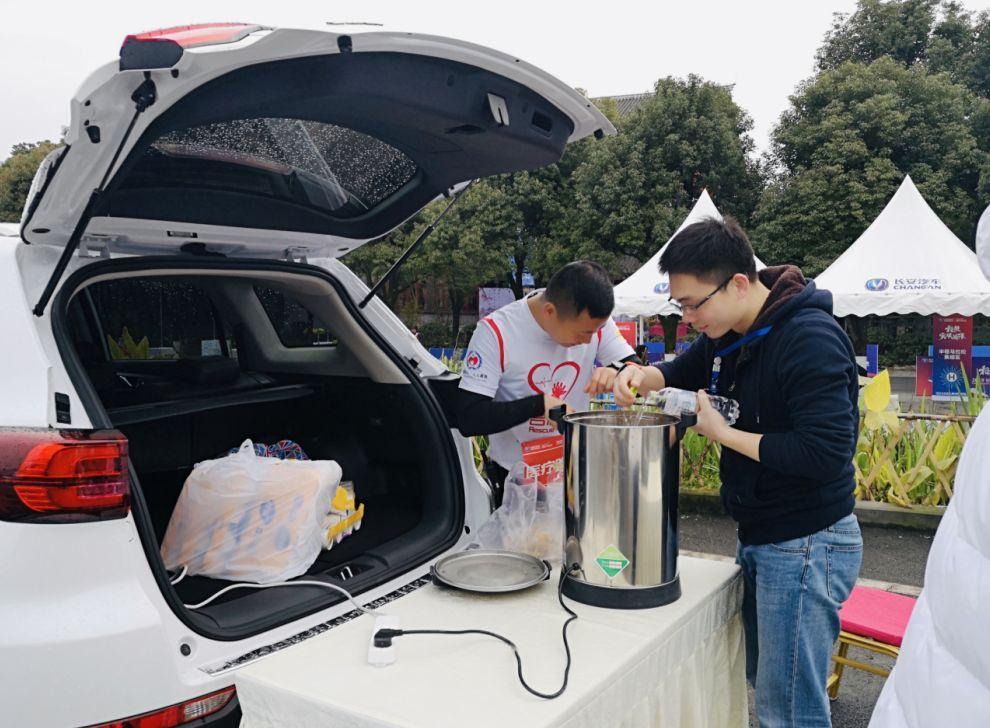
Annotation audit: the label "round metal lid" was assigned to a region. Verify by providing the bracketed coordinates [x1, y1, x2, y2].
[431, 549, 550, 593]
[564, 409, 679, 428]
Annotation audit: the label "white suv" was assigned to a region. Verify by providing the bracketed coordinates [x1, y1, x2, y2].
[0, 23, 613, 727]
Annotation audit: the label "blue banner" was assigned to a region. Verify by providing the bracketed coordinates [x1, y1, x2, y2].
[932, 315, 972, 396]
[428, 347, 464, 361]
[866, 344, 879, 377]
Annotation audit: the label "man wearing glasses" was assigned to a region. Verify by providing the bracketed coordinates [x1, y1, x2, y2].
[614, 216, 861, 728]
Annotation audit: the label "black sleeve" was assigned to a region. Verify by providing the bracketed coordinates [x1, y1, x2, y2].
[456, 388, 545, 437]
[657, 336, 710, 391]
[758, 321, 860, 480]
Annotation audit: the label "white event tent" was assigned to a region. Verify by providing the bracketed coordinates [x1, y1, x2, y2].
[613, 190, 766, 317]
[815, 175, 990, 317]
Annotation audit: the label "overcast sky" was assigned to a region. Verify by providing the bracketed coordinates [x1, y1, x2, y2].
[2, 1, 987, 163]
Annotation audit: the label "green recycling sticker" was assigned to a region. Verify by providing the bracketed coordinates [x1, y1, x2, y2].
[595, 544, 630, 579]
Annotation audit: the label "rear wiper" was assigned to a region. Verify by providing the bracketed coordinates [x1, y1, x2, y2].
[360, 181, 474, 309]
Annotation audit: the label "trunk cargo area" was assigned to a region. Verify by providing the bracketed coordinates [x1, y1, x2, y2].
[60, 263, 463, 638]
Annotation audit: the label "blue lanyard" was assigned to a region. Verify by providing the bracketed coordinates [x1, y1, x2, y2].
[709, 326, 773, 394]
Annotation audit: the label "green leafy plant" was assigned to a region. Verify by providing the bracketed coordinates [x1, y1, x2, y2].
[440, 353, 463, 375]
[680, 365, 984, 507]
[679, 429, 721, 492]
[106, 327, 150, 360]
[417, 321, 453, 349]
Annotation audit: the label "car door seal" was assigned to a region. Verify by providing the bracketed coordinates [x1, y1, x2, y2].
[33, 74, 158, 317]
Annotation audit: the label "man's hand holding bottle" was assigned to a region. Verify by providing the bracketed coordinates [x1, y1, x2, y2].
[614, 364, 665, 407]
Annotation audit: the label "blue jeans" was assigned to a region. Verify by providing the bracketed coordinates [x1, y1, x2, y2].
[736, 514, 863, 727]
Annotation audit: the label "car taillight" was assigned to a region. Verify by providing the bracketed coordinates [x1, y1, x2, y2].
[123, 23, 265, 50]
[0, 429, 129, 523]
[86, 687, 236, 728]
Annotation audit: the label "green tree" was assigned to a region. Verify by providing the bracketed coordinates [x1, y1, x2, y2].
[816, 0, 941, 71]
[964, 11, 990, 98]
[0, 140, 58, 221]
[480, 95, 622, 296]
[487, 161, 575, 298]
[567, 75, 765, 270]
[753, 57, 990, 274]
[817, 0, 990, 100]
[344, 184, 516, 341]
[416, 184, 516, 341]
[343, 214, 431, 310]
[347, 94, 621, 319]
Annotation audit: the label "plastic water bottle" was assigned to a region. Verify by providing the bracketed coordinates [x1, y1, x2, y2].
[647, 387, 740, 425]
[590, 392, 654, 412]
[590, 392, 621, 411]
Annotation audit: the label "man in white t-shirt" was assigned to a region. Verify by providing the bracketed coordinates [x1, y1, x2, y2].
[457, 260, 638, 505]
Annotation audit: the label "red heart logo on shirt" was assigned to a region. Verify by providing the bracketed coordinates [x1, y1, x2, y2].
[528, 361, 581, 399]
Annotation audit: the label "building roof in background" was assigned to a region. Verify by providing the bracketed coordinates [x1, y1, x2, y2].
[602, 92, 652, 117]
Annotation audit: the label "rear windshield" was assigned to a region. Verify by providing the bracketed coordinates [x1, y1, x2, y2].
[124, 118, 418, 218]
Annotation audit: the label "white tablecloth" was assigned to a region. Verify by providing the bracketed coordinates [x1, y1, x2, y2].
[236, 556, 746, 728]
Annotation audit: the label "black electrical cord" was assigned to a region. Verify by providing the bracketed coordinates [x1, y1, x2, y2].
[373, 565, 580, 700]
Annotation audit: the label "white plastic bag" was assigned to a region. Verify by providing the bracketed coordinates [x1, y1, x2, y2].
[470, 461, 565, 563]
[161, 440, 342, 584]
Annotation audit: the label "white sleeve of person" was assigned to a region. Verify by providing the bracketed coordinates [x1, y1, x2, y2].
[458, 322, 502, 398]
[596, 318, 636, 364]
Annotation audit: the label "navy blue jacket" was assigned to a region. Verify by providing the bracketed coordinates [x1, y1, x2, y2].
[660, 267, 859, 545]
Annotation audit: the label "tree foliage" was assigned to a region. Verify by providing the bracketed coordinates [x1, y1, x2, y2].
[817, 0, 990, 100]
[342, 214, 429, 310]
[817, 0, 941, 71]
[567, 76, 765, 271]
[0, 140, 58, 221]
[755, 54, 990, 275]
[415, 184, 518, 341]
[487, 154, 580, 297]
[344, 96, 624, 317]
[344, 182, 518, 340]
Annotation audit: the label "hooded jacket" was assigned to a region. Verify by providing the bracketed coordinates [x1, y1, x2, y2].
[659, 265, 860, 545]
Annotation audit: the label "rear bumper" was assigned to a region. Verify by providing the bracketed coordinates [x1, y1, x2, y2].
[0, 518, 231, 727]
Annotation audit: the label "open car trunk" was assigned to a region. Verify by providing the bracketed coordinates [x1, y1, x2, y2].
[56, 258, 463, 639]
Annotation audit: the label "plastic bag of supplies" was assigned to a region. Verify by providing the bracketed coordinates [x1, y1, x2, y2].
[469, 460, 565, 563]
[161, 440, 342, 583]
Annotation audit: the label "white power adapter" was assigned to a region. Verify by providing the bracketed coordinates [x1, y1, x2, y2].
[368, 615, 401, 667]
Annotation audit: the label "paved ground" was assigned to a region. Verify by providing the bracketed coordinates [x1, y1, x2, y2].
[889, 369, 921, 410]
[887, 366, 976, 413]
[678, 510, 935, 728]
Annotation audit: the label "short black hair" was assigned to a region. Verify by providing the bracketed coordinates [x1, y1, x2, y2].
[659, 216, 757, 284]
[544, 260, 615, 319]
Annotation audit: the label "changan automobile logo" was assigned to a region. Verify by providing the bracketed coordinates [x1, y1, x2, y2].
[865, 278, 889, 292]
[654, 281, 670, 294]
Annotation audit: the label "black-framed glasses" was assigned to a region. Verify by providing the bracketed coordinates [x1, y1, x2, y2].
[668, 275, 735, 314]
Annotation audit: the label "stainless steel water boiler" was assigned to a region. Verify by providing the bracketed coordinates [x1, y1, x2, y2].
[550, 408, 694, 609]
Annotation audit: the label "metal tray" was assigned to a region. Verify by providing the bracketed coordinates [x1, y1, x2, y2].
[431, 549, 551, 593]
